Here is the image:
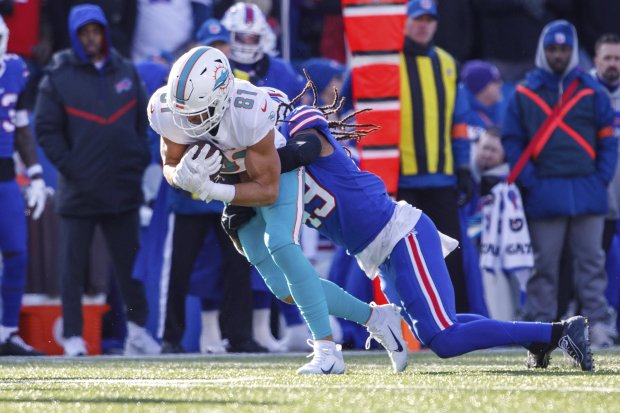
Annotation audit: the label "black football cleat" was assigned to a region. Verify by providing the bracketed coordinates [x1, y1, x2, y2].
[0, 334, 44, 356]
[226, 339, 268, 353]
[557, 316, 594, 371]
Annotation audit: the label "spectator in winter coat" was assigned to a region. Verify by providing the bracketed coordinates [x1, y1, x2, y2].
[502, 21, 617, 344]
[35, 4, 157, 356]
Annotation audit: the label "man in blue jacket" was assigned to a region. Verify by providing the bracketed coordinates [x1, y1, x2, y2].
[502, 21, 617, 360]
[35, 4, 158, 356]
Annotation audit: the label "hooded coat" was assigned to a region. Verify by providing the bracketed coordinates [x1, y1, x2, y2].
[35, 4, 149, 216]
[501, 21, 617, 219]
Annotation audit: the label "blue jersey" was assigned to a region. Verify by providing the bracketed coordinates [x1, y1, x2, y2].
[0, 54, 29, 158]
[280, 106, 396, 255]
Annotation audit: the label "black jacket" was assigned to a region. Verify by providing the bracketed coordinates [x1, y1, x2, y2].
[35, 48, 149, 216]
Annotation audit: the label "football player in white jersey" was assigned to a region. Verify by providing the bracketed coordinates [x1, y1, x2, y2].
[150, 46, 407, 374]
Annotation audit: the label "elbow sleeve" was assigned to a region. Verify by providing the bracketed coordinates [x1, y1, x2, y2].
[278, 129, 322, 173]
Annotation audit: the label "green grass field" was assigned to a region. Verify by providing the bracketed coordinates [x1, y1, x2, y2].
[0, 348, 619, 413]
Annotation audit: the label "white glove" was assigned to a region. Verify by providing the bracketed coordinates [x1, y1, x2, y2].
[25, 178, 49, 220]
[172, 145, 222, 200]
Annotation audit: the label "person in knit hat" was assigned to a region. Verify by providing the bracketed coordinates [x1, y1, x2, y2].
[462, 61, 503, 110]
[461, 60, 504, 136]
[302, 58, 346, 106]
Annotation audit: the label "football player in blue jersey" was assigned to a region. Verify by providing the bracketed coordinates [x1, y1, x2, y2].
[0, 17, 49, 356]
[224, 81, 595, 371]
[221, 2, 306, 101]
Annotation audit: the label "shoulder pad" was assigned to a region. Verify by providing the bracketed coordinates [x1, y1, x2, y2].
[283, 106, 328, 137]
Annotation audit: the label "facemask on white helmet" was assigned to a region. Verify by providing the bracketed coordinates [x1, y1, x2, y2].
[166, 46, 234, 137]
[221, 2, 271, 65]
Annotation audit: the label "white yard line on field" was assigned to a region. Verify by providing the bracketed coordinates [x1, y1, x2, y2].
[1, 379, 618, 394]
[0, 377, 270, 387]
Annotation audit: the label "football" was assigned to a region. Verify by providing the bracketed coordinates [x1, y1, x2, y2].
[187, 141, 223, 181]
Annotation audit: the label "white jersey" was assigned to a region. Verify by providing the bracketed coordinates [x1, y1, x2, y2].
[148, 80, 286, 173]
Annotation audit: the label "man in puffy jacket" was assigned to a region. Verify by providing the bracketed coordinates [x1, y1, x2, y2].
[502, 21, 618, 340]
[35, 4, 157, 356]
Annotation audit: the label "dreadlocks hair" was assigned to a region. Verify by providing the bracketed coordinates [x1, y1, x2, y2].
[276, 69, 381, 143]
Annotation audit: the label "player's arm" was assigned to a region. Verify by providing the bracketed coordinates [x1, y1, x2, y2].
[277, 128, 333, 172]
[160, 136, 188, 187]
[230, 129, 280, 206]
[278, 128, 323, 172]
[13, 91, 42, 178]
[171, 128, 280, 206]
[14, 125, 40, 173]
[14, 104, 49, 219]
[221, 128, 330, 238]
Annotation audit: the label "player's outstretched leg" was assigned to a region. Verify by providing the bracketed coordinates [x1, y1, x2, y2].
[527, 315, 594, 371]
[365, 302, 408, 372]
[247, 253, 409, 371]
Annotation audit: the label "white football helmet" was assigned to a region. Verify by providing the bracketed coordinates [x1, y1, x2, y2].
[221, 2, 271, 64]
[166, 46, 234, 137]
[0, 16, 9, 58]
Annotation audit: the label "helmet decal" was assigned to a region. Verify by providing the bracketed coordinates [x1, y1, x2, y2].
[175, 48, 209, 105]
[213, 65, 230, 91]
[245, 4, 255, 25]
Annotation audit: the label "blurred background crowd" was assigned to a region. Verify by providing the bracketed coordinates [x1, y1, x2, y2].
[0, 0, 619, 357]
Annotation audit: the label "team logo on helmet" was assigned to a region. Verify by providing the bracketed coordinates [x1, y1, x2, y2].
[213, 64, 231, 91]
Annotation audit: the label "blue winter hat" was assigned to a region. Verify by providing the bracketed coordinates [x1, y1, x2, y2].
[407, 0, 438, 19]
[196, 18, 230, 46]
[461, 60, 501, 95]
[543, 20, 574, 48]
[303, 58, 345, 93]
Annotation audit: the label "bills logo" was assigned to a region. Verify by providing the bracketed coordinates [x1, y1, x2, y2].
[554, 33, 566, 44]
[207, 22, 223, 35]
[115, 78, 132, 93]
[420, 0, 433, 9]
[510, 218, 524, 232]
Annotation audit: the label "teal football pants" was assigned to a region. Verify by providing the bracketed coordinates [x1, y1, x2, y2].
[238, 168, 334, 339]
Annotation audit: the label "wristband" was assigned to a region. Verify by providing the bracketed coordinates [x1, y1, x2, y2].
[209, 182, 236, 203]
[26, 164, 43, 179]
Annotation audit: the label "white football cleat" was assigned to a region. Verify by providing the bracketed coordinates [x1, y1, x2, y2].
[296, 339, 345, 375]
[365, 302, 408, 372]
[63, 336, 87, 357]
[124, 322, 161, 356]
